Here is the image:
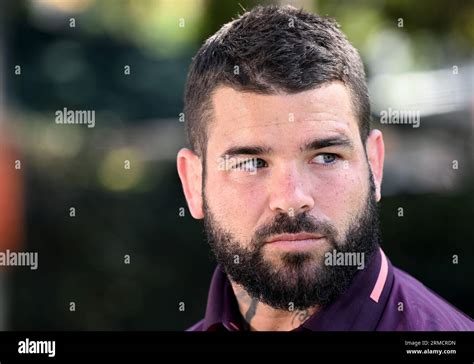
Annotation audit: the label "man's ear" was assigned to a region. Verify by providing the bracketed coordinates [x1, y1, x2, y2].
[365, 129, 385, 202]
[177, 148, 204, 219]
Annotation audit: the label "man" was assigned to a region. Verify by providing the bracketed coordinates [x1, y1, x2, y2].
[177, 5, 473, 331]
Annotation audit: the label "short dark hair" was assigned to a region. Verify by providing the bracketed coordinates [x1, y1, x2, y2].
[184, 5, 370, 156]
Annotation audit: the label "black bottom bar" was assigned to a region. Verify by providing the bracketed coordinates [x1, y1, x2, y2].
[0, 331, 472, 361]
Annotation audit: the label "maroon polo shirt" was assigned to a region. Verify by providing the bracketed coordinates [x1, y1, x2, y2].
[187, 248, 473, 331]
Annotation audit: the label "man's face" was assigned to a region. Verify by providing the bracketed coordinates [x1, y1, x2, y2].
[178, 81, 385, 310]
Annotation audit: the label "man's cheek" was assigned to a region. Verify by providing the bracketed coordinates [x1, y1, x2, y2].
[218, 185, 264, 236]
[216, 171, 263, 204]
[314, 172, 365, 219]
[223, 190, 263, 225]
[207, 179, 245, 211]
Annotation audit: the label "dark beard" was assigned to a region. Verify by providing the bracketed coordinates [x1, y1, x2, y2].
[203, 175, 380, 311]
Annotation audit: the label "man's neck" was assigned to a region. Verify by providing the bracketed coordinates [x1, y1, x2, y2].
[231, 282, 318, 331]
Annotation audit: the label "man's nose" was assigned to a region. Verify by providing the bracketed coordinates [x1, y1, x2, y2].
[268, 162, 315, 216]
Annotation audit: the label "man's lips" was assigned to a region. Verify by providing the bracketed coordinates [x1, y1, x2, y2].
[264, 233, 325, 251]
[265, 233, 325, 244]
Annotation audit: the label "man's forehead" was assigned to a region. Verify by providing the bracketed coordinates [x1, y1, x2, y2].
[208, 83, 358, 148]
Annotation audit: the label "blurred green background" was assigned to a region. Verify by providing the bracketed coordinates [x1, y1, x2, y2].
[0, 0, 472, 330]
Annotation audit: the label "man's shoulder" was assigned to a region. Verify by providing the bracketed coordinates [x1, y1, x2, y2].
[381, 266, 473, 331]
[185, 319, 205, 332]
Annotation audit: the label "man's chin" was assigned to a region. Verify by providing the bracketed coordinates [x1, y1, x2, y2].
[262, 242, 331, 268]
[238, 259, 329, 310]
[257, 252, 324, 285]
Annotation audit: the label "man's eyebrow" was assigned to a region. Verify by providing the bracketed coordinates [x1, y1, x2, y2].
[301, 136, 354, 152]
[220, 137, 353, 158]
[220, 145, 272, 158]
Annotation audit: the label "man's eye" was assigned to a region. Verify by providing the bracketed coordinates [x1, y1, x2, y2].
[312, 153, 339, 165]
[234, 158, 268, 171]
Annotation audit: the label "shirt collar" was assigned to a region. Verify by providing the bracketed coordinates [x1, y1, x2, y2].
[202, 248, 393, 331]
[299, 248, 394, 330]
